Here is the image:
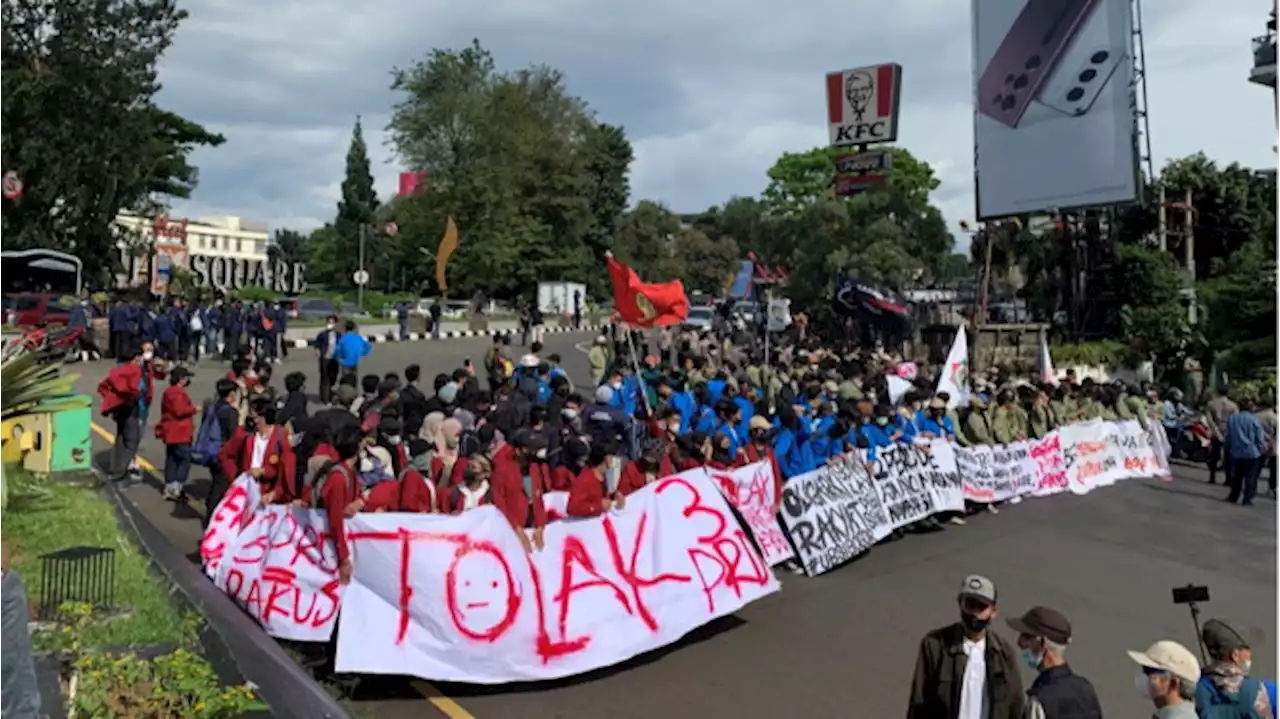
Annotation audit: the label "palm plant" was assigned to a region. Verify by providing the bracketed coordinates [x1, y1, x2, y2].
[2, 351, 91, 510]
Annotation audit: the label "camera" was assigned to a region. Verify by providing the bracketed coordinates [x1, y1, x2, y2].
[1172, 585, 1209, 605]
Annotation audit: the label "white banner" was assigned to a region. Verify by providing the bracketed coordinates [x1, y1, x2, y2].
[777, 458, 892, 576]
[336, 470, 778, 683]
[706, 462, 796, 567]
[866, 440, 965, 529]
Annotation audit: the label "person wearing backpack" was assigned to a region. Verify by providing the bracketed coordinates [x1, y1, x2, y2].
[197, 379, 243, 524]
[1197, 619, 1274, 719]
[217, 397, 297, 505]
[97, 342, 166, 481]
[156, 367, 198, 502]
[312, 423, 366, 586]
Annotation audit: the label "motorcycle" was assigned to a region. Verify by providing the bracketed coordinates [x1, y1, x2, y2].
[1168, 414, 1212, 464]
[2, 325, 83, 363]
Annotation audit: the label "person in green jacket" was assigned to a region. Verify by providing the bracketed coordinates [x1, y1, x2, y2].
[587, 335, 610, 386]
[1113, 382, 1135, 421]
[992, 390, 1022, 445]
[937, 391, 970, 446]
[1123, 384, 1150, 429]
[964, 395, 995, 445]
[1029, 388, 1054, 438]
[1049, 386, 1072, 429]
[1098, 386, 1119, 421]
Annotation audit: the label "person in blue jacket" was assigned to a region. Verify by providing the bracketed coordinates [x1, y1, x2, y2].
[203, 300, 221, 358]
[395, 300, 410, 340]
[224, 301, 244, 360]
[705, 371, 728, 405]
[108, 299, 131, 361]
[333, 319, 372, 380]
[153, 305, 176, 361]
[138, 303, 156, 346]
[668, 379, 697, 434]
[772, 404, 816, 479]
[731, 385, 756, 442]
[859, 404, 899, 463]
[68, 297, 101, 361]
[915, 397, 957, 440]
[168, 300, 189, 363]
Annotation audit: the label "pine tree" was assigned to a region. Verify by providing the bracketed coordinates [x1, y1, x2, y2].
[314, 117, 381, 286]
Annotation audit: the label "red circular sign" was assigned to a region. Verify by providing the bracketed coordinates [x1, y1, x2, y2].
[2, 170, 23, 200]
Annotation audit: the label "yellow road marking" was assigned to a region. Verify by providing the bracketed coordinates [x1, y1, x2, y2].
[89, 421, 477, 719]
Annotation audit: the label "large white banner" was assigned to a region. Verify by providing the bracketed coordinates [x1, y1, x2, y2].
[866, 440, 966, 529]
[706, 462, 795, 567]
[204, 472, 779, 683]
[777, 458, 891, 576]
[336, 470, 779, 683]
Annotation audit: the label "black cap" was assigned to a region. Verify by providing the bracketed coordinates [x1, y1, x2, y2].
[169, 366, 194, 382]
[1202, 619, 1249, 657]
[1006, 606, 1072, 644]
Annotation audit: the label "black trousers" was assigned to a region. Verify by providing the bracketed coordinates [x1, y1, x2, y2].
[203, 466, 231, 527]
[1226, 456, 1261, 504]
[318, 357, 339, 404]
[1208, 438, 1224, 482]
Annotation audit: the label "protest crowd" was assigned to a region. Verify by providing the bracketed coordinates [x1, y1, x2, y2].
[92, 256, 1277, 719]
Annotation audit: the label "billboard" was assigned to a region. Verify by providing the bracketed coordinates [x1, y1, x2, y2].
[826, 63, 903, 147]
[972, 0, 1139, 218]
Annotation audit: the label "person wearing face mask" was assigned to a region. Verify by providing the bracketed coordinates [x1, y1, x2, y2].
[97, 342, 167, 482]
[916, 397, 957, 441]
[1196, 618, 1274, 718]
[1006, 605, 1101, 719]
[907, 575, 1024, 719]
[490, 429, 549, 553]
[567, 440, 627, 517]
[313, 315, 342, 405]
[741, 415, 783, 508]
[217, 397, 297, 505]
[1127, 640, 1201, 719]
[446, 455, 495, 514]
[618, 439, 667, 495]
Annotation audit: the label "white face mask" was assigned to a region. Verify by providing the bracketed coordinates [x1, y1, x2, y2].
[141, 351, 154, 362]
[387, 435, 402, 445]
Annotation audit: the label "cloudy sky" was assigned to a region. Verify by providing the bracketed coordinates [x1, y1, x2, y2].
[161, 0, 1277, 248]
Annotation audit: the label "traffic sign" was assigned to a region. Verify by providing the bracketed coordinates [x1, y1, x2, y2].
[2, 170, 23, 200]
[353, 269, 370, 286]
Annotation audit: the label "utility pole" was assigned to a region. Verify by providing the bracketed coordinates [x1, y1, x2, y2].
[1157, 185, 1167, 251]
[1184, 188, 1197, 324]
[357, 224, 366, 311]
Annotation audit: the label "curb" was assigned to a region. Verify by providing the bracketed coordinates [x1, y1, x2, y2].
[286, 324, 603, 349]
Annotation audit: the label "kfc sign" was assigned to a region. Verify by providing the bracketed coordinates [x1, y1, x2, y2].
[153, 215, 189, 242]
[825, 63, 903, 147]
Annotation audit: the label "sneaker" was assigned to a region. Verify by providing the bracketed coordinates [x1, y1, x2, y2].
[1007, 496, 1022, 505]
[163, 483, 185, 501]
[986, 504, 999, 514]
[949, 516, 966, 526]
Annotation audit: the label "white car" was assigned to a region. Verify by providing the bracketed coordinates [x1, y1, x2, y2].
[682, 306, 716, 331]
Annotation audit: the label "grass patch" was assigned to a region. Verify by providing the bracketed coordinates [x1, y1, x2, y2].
[6, 479, 186, 650]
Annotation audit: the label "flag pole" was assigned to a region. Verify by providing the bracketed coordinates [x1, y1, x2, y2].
[625, 329, 652, 416]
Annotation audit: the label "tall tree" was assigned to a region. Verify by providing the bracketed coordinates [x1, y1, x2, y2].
[268, 228, 310, 268]
[311, 117, 381, 285]
[386, 40, 615, 301]
[2, 0, 223, 287]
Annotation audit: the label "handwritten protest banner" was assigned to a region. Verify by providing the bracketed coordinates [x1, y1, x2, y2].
[778, 458, 891, 576]
[205, 471, 779, 683]
[956, 444, 1004, 503]
[707, 462, 795, 566]
[866, 440, 965, 529]
[1030, 432, 1069, 496]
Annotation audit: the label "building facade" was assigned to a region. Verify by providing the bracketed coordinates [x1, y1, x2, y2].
[1249, 6, 1277, 121]
[115, 212, 275, 294]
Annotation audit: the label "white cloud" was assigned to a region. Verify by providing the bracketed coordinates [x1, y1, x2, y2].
[161, 0, 1277, 250]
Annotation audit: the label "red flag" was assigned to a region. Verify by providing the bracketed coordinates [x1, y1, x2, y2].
[398, 171, 428, 196]
[605, 254, 689, 327]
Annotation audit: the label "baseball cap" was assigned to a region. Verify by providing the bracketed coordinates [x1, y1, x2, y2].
[958, 575, 997, 605]
[1202, 619, 1249, 657]
[749, 416, 772, 432]
[1127, 640, 1201, 683]
[1006, 606, 1072, 644]
[594, 385, 615, 404]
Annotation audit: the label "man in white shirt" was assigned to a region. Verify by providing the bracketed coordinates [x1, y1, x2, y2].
[907, 575, 1025, 719]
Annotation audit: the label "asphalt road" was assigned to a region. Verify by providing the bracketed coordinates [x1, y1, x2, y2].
[72, 336, 1277, 719]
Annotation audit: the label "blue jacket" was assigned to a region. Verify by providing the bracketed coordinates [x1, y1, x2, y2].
[670, 392, 696, 433]
[732, 396, 755, 440]
[154, 313, 176, 343]
[272, 306, 288, 332]
[711, 420, 743, 457]
[859, 423, 897, 462]
[706, 378, 727, 404]
[108, 305, 126, 332]
[1225, 411, 1267, 460]
[205, 306, 222, 330]
[772, 426, 816, 478]
[138, 312, 155, 342]
[68, 305, 89, 329]
[917, 415, 956, 440]
[334, 332, 371, 368]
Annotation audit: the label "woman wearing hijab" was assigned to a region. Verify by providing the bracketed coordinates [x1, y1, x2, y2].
[444, 455, 495, 514]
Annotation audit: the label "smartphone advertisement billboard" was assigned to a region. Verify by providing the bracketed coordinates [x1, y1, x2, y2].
[972, 0, 1140, 218]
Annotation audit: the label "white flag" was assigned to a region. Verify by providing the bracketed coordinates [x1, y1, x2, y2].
[935, 326, 970, 408]
[887, 374, 913, 405]
[1040, 335, 1057, 385]
[766, 299, 792, 332]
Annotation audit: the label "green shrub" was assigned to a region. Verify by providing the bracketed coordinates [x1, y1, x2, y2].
[1050, 340, 1143, 368]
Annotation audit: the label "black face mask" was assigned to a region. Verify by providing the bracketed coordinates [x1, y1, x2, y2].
[960, 611, 990, 633]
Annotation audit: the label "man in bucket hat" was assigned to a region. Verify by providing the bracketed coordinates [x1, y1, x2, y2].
[907, 575, 1024, 719]
[1128, 640, 1200, 718]
[1007, 606, 1101, 719]
[1196, 618, 1274, 718]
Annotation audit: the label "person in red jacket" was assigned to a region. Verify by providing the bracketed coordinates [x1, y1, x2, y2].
[444, 455, 495, 514]
[567, 441, 626, 517]
[489, 429, 549, 553]
[155, 367, 197, 501]
[740, 415, 783, 514]
[618, 439, 665, 496]
[551, 438, 589, 491]
[312, 423, 365, 585]
[217, 397, 297, 505]
[97, 342, 167, 481]
[398, 438, 444, 513]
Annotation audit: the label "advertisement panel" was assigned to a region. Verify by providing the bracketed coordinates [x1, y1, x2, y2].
[826, 63, 903, 147]
[972, 0, 1139, 218]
